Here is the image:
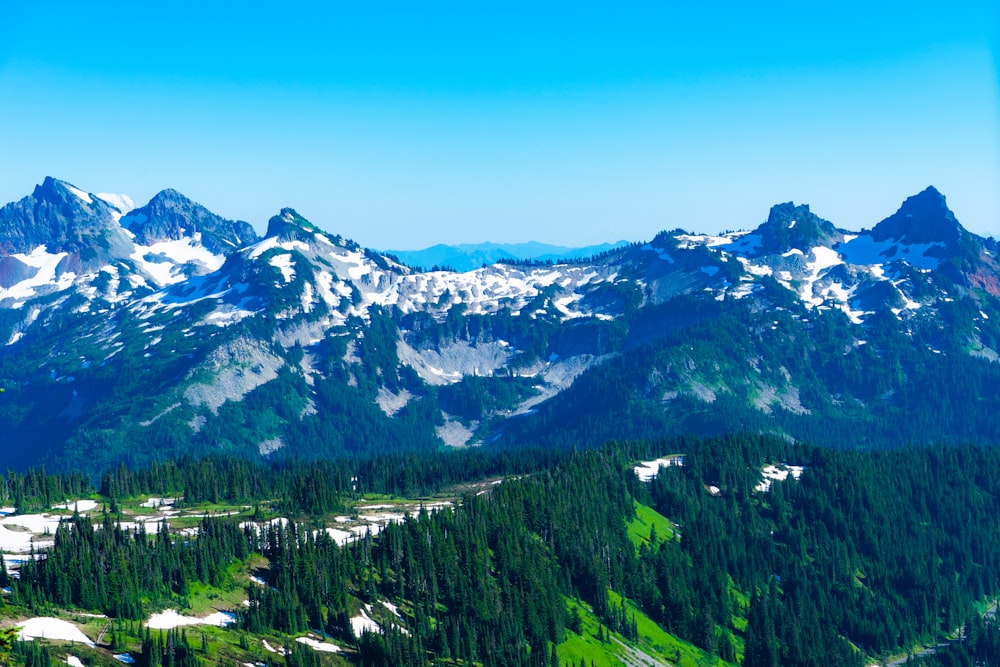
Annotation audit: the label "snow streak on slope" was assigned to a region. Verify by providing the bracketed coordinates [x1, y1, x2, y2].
[0, 246, 73, 306]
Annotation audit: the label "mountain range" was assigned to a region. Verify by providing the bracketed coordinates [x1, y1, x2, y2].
[1, 177, 999, 472]
[385, 240, 632, 272]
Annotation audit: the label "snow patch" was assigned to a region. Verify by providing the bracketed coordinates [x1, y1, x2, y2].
[634, 456, 684, 482]
[66, 185, 93, 204]
[145, 609, 236, 629]
[95, 193, 137, 217]
[351, 605, 380, 637]
[269, 253, 295, 283]
[296, 636, 341, 653]
[51, 499, 98, 512]
[838, 235, 943, 271]
[246, 237, 310, 260]
[755, 464, 805, 492]
[18, 618, 94, 646]
[0, 246, 72, 305]
[131, 237, 225, 287]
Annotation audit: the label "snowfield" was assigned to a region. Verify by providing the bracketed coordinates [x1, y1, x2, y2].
[18, 617, 95, 646]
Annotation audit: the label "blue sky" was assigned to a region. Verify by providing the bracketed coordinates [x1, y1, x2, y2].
[0, 2, 997, 249]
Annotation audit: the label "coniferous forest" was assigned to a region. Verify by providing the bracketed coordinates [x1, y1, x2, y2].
[5, 437, 1000, 666]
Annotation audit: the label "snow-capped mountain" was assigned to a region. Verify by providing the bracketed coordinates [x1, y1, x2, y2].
[1, 178, 998, 472]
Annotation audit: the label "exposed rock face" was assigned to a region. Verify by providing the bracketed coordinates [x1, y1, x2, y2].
[2, 177, 1000, 471]
[0, 177, 128, 257]
[871, 186, 962, 248]
[751, 202, 842, 256]
[124, 188, 258, 254]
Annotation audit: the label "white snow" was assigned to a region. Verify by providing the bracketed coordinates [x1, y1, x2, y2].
[322, 528, 355, 545]
[131, 237, 225, 286]
[755, 464, 805, 493]
[675, 233, 733, 249]
[52, 499, 98, 512]
[66, 185, 93, 204]
[0, 523, 38, 552]
[66, 656, 86, 667]
[380, 600, 403, 619]
[719, 233, 763, 254]
[295, 636, 342, 653]
[247, 238, 309, 260]
[95, 193, 137, 218]
[634, 456, 684, 482]
[269, 254, 295, 283]
[2, 511, 64, 542]
[0, 246, 73, 305]
[735, 256, 773, 277]
[18, 617, 95, 646]
[351, 605, 380, 637]
[794, 247, 845, 308]
[145, 609, 236, 629]
[838, 235, 943, 271]
[262, 640, 286, 655]
[141, 496, 177, 509]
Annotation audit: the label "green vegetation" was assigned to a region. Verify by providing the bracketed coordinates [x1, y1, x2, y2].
[7, 437, 1000, 666]
[626, 500, 675, 551]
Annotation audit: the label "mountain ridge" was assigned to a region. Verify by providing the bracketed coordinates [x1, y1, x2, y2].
[1, 177, 999, 472]
[385, 239, 632, 272]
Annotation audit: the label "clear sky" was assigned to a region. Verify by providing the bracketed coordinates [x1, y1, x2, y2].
[1, 2, 997, 249]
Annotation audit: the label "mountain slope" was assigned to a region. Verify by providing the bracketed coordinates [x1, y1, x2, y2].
[1, 177, 999, 471]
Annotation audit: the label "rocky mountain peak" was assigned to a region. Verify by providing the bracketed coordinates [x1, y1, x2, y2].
[750, 201, 840, 255]
[870, 186, 963, 247]
[265, 208, 320, 242]
[0, 177, 124, 256]
[124, 188, 258, 254]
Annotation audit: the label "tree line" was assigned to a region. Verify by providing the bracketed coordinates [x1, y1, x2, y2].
[10, 437, 1000, 666]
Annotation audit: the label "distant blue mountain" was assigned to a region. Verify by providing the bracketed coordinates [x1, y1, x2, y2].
[385, 240, 631, 272]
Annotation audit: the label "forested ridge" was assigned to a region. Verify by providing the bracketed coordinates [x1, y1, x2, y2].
[6, 437, 1000, 666]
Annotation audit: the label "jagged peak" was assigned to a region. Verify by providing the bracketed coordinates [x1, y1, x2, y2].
[125, 189, 259, 253]
[32, 177, 110, 211]
[265, 208, 320, 240]
[748, 201, 840, 255]
[871, 186, 964, 246]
